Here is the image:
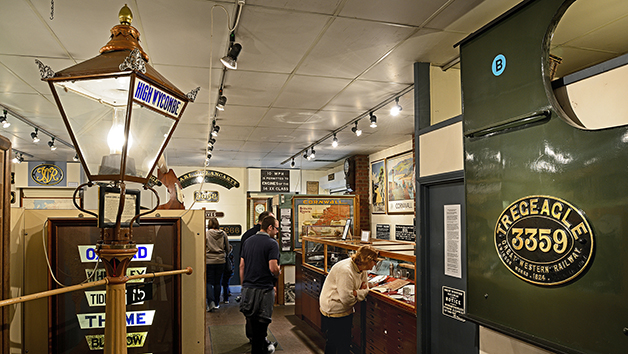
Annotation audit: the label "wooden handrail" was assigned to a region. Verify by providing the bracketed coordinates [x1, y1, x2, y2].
[0, 266, 193, 308]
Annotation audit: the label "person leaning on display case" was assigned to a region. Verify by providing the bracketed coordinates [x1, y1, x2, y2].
[319, 245, 379, 354]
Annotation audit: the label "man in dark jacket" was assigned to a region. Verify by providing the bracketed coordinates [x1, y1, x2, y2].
[239, 216, 281, 354]
[241, 210, 273, 251]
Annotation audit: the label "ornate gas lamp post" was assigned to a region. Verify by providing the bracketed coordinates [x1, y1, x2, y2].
[36, 5, 197, 353]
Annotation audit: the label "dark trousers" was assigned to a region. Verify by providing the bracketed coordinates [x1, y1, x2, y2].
[222, 271, 232, 302]
[206, 263, 225, 305]
[322, 313, 353, 354]
[247, 317, 270, 354]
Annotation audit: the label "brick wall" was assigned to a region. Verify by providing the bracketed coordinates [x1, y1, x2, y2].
[354, 155, 370, 232]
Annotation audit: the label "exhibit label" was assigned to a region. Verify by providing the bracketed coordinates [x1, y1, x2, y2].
[494, 195, 594, 285]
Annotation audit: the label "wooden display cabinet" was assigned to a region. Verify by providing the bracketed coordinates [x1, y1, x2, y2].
[297, 236, 417, 354]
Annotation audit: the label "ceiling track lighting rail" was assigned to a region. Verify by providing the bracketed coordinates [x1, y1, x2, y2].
[281, 84, 414, 165]
[0, 105, 74, 149]
[205, 2, 245, 165]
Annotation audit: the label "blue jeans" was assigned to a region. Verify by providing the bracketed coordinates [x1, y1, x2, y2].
[206, 263, 225, 305]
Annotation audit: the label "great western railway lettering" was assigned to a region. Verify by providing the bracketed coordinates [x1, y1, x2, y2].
[494, 195, 593, 285]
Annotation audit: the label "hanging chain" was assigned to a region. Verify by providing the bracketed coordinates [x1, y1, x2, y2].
[50, 0, 54, 20]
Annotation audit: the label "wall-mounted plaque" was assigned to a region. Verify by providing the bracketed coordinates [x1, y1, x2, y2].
[194, 190, 219, 202]
[442, 286, 465, 322]
[220, 225, 242, 236]
[494, 195, 594, 286]
[306, 181, 319, 194]
[261, 169, 290, 192]
[375, 224, 390, 240]
[395, 224, 415, 241]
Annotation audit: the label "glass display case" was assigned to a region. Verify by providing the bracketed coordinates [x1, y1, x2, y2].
[301, 236, 416, 312]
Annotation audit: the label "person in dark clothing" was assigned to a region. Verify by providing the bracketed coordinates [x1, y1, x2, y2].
[221, 249, 234, 303]
[239, 216, 281, 354]
[206, 217, 231, 312]
[240, 210, 273, 251]
[236, 210, 274, 304]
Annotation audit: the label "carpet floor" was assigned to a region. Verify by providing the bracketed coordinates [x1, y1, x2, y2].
[209, 324, 280, 354]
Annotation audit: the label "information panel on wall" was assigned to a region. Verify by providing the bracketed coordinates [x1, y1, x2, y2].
[261, 170, 290, 192]
[47, 218, 182, 353]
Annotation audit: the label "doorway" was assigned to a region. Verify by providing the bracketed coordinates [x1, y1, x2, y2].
[424, 179, 477, 354]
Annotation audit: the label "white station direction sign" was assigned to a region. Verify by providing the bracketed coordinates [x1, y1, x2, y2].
[78, 244, 154, 263]
[77, 310, 156, 329]
[85, 267, 148, 283]
[85, 290, 144, 307]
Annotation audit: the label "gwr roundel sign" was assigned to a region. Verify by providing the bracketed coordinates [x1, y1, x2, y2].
[494, 195, 593, 286]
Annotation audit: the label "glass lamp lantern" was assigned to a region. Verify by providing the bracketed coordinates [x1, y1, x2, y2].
[35, 6, 198, 353]
[39, 5, 193, 186]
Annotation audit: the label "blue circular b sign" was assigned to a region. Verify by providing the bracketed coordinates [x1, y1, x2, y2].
[492, 54, 506, 76]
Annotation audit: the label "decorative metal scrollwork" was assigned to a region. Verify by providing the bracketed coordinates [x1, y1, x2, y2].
[35, 59, 55, 79]
[186, 87, 201, 102]
[119, 48, 146, 73]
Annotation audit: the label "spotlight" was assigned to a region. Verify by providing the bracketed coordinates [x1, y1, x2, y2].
[208, 137, 216, 147]
[309, 147, 316, 160]
[31, 128, 40, 143]
[211, 125, 220, 137]
[303, 150, 308, 159]
[207, 151, 212, 158]
[0, 110, 10, 128]
[332, 133, 338, 148]
[48, 137, 57, 151]
[351, 122, 362, 137]
[216, 96, 227, 111]
[221, 43, 242, 70]
[73, 154, 79, 162]
[207, 145, 214, 152]
[369, 112, 377, 128]
[12, 152, 23, 164]
[290, 158, 295, 168]
[390, 97, 402, 116]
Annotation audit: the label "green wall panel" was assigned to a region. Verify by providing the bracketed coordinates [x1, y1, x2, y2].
[461, 1, 628, 353]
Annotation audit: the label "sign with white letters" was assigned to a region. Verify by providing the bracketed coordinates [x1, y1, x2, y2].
[78, 244, 154, 263]
[77, 310, 156, 329]
[85, 267, 147, 283]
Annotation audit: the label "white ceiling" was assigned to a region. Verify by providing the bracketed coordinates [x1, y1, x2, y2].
[1, 0, 626, 171]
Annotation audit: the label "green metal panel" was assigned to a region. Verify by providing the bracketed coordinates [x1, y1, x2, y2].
[461, 1, 628, 353]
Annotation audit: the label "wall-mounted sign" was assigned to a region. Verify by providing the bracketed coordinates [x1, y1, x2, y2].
[442, 286, 465, 322]
[494, 195, 594, 285]
[205, 210, 225, 218]
[261, 169, 290, 192]
[178, 170, 240, 189]
[375, 224, 390, 240]
[220, 225, 242, 236]
[194, 190, 219, 202]
[395, 224, 415, 241]
[30, 163, 65, 186]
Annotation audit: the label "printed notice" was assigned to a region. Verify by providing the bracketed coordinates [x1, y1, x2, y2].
[442, 286, 465, 322]
[444, 204, 461, 278]
[261, 170, 290, 192]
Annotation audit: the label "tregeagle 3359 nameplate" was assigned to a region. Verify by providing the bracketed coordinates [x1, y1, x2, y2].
[494, 195, 593, 285]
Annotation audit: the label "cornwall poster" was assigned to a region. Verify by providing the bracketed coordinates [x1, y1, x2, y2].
[386, 151, 415, 213]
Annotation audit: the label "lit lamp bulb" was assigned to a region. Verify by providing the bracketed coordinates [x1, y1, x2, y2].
[107, 108, 132, 153]
[100, 107, 136, 175]
[390, 97, 402, 116]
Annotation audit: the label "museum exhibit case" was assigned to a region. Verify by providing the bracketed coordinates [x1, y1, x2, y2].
[296, 236, 416, 354]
